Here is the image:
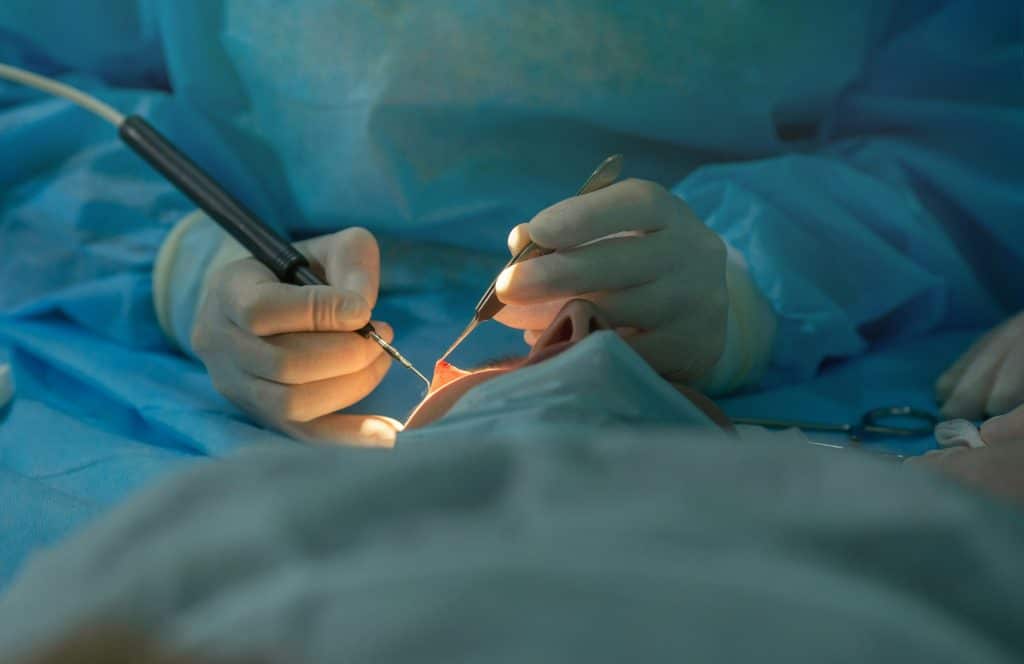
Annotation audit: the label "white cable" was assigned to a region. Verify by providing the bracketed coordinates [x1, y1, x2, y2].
[0, 62, 124, 126]
[0, 363, 12, 410]
[0, 64, 118, 410]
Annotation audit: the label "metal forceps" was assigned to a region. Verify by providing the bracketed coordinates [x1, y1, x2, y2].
[733, 406, 938, 441]
[439, 154, 625, 362]
[733, 406, 939, 460]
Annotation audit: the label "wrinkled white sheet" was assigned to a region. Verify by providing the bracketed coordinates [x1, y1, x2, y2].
[1, 336, 1022, 662]
[2, 429, 1023, 663]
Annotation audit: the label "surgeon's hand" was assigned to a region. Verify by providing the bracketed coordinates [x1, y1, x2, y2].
[191, 228, 400, 446]
[494, 179, 728, 383]
[978, 402, 1024, 446]
[936, 310, 1024, 419]
[907, 406, 1024, 505]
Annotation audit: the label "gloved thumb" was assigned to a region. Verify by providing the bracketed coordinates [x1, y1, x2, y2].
[980, 402, 1024, 446]
[507, 223, 532, 255]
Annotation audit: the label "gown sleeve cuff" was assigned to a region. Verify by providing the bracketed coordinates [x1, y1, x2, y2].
[152, 211, 250, 356]
[698, 243, 778, 396]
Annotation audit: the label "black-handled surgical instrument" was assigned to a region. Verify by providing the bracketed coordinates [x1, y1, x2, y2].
[0, 61, 428, 387]
[118, 117, 428, 387]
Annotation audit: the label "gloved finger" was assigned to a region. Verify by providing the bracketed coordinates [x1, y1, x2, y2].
[228, 321, 393, 384]
[906, 445, 1024, 504]
[903, 446, 970, 467]
[626, 322, 727, 383]
[984, 346, 1024, 416]
[498, 280, 681, 331]
[980, 402, 1024, 446]
[527, 178, 678, 250]
[507, 223, 532, 255]
[219, 258, 372, 336]
[495, 234, 672, 304]
[494, 298, 571, 330]
[933, 419, 986, 449]
[935, 327, 999, 402]
[285, 413, 401, 447]
[940, 329, 1015, 419]
[227, 352, 392, 424]
[261, 321, 392, 383]
[577, 279, 688, 329]
[296, 227, 381, 308]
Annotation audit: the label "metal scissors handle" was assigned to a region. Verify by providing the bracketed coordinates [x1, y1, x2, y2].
[733, 406, 938, 442]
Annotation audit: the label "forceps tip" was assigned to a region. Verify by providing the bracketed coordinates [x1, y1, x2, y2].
[439, 319, 478, 365]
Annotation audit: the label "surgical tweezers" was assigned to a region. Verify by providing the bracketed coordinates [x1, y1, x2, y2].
[440, 154, 625, 362]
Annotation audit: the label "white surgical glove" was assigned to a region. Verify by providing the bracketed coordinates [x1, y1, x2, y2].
[935, 310, 1024, 419]
[154, 213, 399, 446]
[493, 179, 776, 393]
[906, 405, 1024, 505]
[979, 402, 1024, 446]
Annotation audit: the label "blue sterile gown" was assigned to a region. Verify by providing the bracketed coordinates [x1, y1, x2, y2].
[0, 1, 1020, 583]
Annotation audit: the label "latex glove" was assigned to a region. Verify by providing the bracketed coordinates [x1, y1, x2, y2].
[906, 406, 1024, 505]
[493, 179, 729, 383]
[935, 310, 1024, 419]
[191, 227, 399, 446]
[979, 402, 1024, 445]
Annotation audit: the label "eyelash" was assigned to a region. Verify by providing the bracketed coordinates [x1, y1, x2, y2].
[473, 355, 523, 370]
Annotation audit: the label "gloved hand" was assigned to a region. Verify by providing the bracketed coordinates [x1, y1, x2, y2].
[979, 402, 1024, 445]
[493, 178, 774, 387]
[935, 310, 1024, 419]
[191, 227, 400, 446]
[906, 405, 1024, 505]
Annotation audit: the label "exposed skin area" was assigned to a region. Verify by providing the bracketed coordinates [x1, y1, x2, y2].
[405, 363, 511, 430]
[20, 302, 729, 662]
[16, 624, 257, 664]
[431, 359, 475, 391]
[406, 300, 733, 431]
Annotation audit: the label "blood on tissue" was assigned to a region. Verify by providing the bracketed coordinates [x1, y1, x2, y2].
[430, 360, 471, 392]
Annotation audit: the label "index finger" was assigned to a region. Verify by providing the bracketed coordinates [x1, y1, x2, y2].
[296, 227, 380, 309]
[527, 179, 680, 250]
[936, 327, 999, 402]
[217, 258, 371, 336]
[285, 413, 401, 447]
[980, 403, 1024, 445]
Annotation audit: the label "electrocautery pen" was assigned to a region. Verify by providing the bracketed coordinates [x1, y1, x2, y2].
[0, 62, 429, 386]
[118, 117, 429, 387]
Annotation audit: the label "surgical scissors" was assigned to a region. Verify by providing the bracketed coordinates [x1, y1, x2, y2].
[439, 154, 625, 362]
[733, 405, 939, 442]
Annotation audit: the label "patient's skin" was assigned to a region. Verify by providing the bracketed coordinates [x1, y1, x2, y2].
[18, 624, 257, 664]
[406, 300, 731, 430]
